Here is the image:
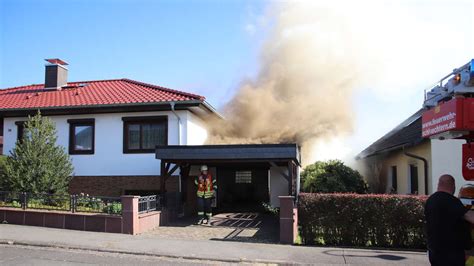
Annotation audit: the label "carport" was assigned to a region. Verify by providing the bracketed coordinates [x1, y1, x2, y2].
[155, 144, 301, 216]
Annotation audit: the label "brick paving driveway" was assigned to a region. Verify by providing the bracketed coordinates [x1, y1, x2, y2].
[143, 212, 279, 243]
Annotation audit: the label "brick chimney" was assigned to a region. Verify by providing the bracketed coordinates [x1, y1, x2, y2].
[44, 58, 68, 89]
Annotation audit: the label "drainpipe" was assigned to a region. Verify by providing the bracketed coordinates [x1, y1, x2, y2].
[170, 102, 182, 193]
[403, 147, 429, 195]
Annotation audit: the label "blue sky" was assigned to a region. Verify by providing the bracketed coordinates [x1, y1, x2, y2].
[1, 0, 473, 162]
[0, 0, 266, 106]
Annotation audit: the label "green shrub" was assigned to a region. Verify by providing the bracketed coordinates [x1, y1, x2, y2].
[26, 195, 70, 210]
[298, 193, 427, 249]
[76, 195, 102, 211]
[103, 202, 122, 214]
[0, 155, 6, 172]
[0, 156, 7, 188]
[2, 112, 73, 194]
[262, 202, 279, 216]
[301, 160, 368, 193]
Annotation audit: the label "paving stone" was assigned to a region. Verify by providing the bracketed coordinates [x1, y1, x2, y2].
[144, 212, 279, 243]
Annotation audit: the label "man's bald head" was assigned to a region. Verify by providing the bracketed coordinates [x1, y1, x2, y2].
[437, 174, 456, 195]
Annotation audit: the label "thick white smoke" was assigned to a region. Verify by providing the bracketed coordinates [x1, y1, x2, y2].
[207, 0, 473, 165]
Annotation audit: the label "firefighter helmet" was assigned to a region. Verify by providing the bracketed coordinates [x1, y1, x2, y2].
[200, 165, 208, 171]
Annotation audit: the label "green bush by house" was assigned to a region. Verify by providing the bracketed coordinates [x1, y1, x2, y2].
[0, 155, 6, 177]
[298, 193, 427, 249]
[301, 160, 368, 193]
[1, 112, 73, 194]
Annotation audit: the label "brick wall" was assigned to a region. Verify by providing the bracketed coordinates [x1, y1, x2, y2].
[68, 176, 179, 197]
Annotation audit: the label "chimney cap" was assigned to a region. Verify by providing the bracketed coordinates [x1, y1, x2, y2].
[45, 58, 69, 66]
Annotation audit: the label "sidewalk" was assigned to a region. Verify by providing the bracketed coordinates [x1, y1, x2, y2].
[0, 224, 429, 265]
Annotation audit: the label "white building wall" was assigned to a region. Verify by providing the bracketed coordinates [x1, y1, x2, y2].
[185, 112, 208, 145]
[431, 139, 469, 196]
[3, 110, 205, 176]
[269, 166, 289, 207]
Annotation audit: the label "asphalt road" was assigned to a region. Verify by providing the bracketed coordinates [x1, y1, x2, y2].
[0, 244, 233, 266]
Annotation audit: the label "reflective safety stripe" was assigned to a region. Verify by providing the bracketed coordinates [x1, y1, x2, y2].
[206, 213, 212, 218]
[196, 174, 216, 196]
[197, 212, 204, 215]
[466, 256, 474, 266]
[460, 198, 473, 205]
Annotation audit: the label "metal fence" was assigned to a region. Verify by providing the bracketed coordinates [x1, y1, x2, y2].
[138, 195, 161, 214]
[27, 192, 71, 211]
[73, 194, 122, 215]
[0, 191, 122, 215]
[0, 191, 24, 209]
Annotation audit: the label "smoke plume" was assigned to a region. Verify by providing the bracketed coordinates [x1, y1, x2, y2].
[207, 1, 379, 164]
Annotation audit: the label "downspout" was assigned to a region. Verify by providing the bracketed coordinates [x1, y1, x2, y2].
[403, 146, 429, 195]
[170, 102, 182, 193]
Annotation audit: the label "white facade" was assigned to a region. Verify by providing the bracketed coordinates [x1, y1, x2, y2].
[360, 138, 471, 196]
[3, 110, 208, 176]
[185, 112, 208, 145]
[431, 139, 469, 196]
[3, 109, 297, 207]
[269, 166, 290, 207]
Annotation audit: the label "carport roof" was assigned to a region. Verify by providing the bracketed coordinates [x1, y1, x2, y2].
[155, 144, 301, 165]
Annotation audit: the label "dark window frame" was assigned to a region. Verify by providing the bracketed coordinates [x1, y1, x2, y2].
[15, 121, 26, 142]
[391, 166, 398, 192]
[409, 164, 419, 194]
[68, 119, 95, 155]
[122, 116, 168, 154]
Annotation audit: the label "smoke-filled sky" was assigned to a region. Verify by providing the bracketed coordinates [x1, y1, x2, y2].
[209, 0, 474, 165]
[1, 0, 473, 165]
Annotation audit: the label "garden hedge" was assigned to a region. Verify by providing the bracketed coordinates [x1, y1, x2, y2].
[298, 193, 427, 249]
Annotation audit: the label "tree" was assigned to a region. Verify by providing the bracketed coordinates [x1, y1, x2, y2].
[301, 160, 368, 194]
[1, 112, 73, 194]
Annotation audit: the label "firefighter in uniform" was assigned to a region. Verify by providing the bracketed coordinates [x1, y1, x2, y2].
[195, 165, 217, 225]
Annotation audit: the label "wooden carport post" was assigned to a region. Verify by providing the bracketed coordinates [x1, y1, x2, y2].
[160, 160, 168, 207]
[287, 161, 297, 197]
[179, 164, 190, 214]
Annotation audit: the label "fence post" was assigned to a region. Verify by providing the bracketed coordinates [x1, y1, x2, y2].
[21, 192, 27, 210]
[279, 196, 298, 244]
[71, 195, 75, 213]
[121, 195, 139, 235]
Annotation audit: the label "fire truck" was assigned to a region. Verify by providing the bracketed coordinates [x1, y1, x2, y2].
[422, 59, 474, 264]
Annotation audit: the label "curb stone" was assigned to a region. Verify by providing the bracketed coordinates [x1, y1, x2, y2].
[0, 239, 293, 265]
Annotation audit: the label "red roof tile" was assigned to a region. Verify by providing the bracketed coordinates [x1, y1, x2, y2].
[0, 79, 205, 110]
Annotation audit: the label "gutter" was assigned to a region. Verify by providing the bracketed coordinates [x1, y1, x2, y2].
[169, 102, 182, 146]
[170, 102, 182, 194]
[201, 100, 225, 119]
[0, 100, 204, 112]
[357, 138, 426, 160]
[403, 146, 429, 195]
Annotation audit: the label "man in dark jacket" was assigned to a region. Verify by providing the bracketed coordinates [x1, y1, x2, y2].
[425, 175, 474, 266]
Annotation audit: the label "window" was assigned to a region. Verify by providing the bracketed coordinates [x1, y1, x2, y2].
[15, 121, 26, 142]
[122, 116, 168, 153]
[68, 119, 95, 155]
[390, 166, 397, 192]
[235, 170, 252, 184]
[409, 164, 418, 194]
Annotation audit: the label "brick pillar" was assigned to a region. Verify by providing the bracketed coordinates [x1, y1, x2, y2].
[121, 195, 139, 235]
[279, 196, 298, 244]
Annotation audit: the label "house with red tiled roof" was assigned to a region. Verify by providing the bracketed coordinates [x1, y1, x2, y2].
[0, 59, 219, 197]
[0, 59, 301, 217]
